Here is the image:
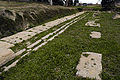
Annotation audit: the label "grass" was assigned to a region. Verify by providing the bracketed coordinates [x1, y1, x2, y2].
[82, 54, 90, 57]
[99, 12, 120, 80]
[0, 11, 120, 80]
[73, 5, 101, 9]
[73, 5, 102, 11]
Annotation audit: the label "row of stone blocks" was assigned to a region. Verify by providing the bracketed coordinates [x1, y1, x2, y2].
[76, 12, 102, 80]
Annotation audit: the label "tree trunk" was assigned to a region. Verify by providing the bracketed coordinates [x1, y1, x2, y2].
[50, 0, 53, 5]
[48, 0, 53, 5]
[65, 0, 73, 6]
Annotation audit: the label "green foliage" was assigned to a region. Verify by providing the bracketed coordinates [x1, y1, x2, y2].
[83, 54, 90, 57]
[101, 0, 116, 10]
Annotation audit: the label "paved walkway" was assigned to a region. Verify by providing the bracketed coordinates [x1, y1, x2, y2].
[0, 12, 85, 68]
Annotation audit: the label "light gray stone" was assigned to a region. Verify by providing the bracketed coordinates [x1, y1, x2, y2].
[113, 13, 120, 19]
[85, 21, 100, 27]
[0, 48, 15, 67]
[76, 52, 102, 80]
[3, 10, 16, 21]
[0, 48, 14, 57]
[15, 49, 26, 56]
[90, 31, 101, 39]
[0, 41, 14, 49]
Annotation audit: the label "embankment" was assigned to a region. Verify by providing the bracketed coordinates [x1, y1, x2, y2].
[0, 3, 79, 38]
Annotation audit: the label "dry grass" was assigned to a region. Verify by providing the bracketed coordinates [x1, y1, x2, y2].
[0, 1, 73, 11]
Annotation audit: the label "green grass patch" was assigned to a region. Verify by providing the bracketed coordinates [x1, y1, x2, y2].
[83, 54, 90, 57]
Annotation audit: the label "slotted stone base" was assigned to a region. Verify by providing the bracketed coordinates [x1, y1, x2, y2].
[85, 21, 100, 27]
[90, 31, 101, 39]
[0, 48, 15, 67]
[113, 13, 120, 19]
[76, 52, 102, 80]
[0, 41, 15, 67]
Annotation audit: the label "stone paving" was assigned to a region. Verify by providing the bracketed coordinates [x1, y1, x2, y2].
[113, 13, 120, 19]
[76, 12, 102, 80]
[1, 13, 88, 73]
[0, 12, 85, 70]
[76, 52, 102, 80]
[1, 12, 84, 44]
[90, 31, 101, 39]
[0, 41, 15, 67]
[85, 21, 100, 27]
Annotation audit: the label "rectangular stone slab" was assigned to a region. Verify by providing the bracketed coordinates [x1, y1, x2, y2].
[0, 41, 14, 49]
[76, 52, 102, 80]
[85, 21, 100, 27]
[90, 31, 101, 39]
[0, 48, 15, 67]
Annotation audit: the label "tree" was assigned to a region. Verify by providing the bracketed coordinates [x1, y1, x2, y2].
[101, 0, 116, 10]
[74, 0, 79, 6]
[65, 0, 73, 6]
[52, 0, 64, 6]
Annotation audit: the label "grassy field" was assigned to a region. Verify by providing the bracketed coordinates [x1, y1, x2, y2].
[99, 12, 120, 80]
[73, 5, 102, 11]
[0, 11, 120, 80]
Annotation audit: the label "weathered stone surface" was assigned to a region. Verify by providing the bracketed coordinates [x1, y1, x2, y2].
[85, 21, 100, 27]
[0, 41, 14, 49]
[15, 49, 26, 56]
[1, 12, 84, 44]
[0, 48, 14, 57]
[2, 10, 16, 21]
[1, 31, 36, 44]
[76, 52, 102, 80]
[113, 13, 120, 19]
[0, 41, 15, 67]
[0, 48, 15, 67]
[0, 12, 85, 68]
[90, 31, 101, 39]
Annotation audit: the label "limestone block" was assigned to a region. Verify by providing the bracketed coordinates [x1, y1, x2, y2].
[90, 32, 101, 39]
[113, 14, 120, 19]
[1, 31, 36, 44]
[0, 48, 15, 67]
[85, 21, 100, 27]
[0, 41, 14, 49]
[76, 52, 102, 80]
[0, 48, 14, 57]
